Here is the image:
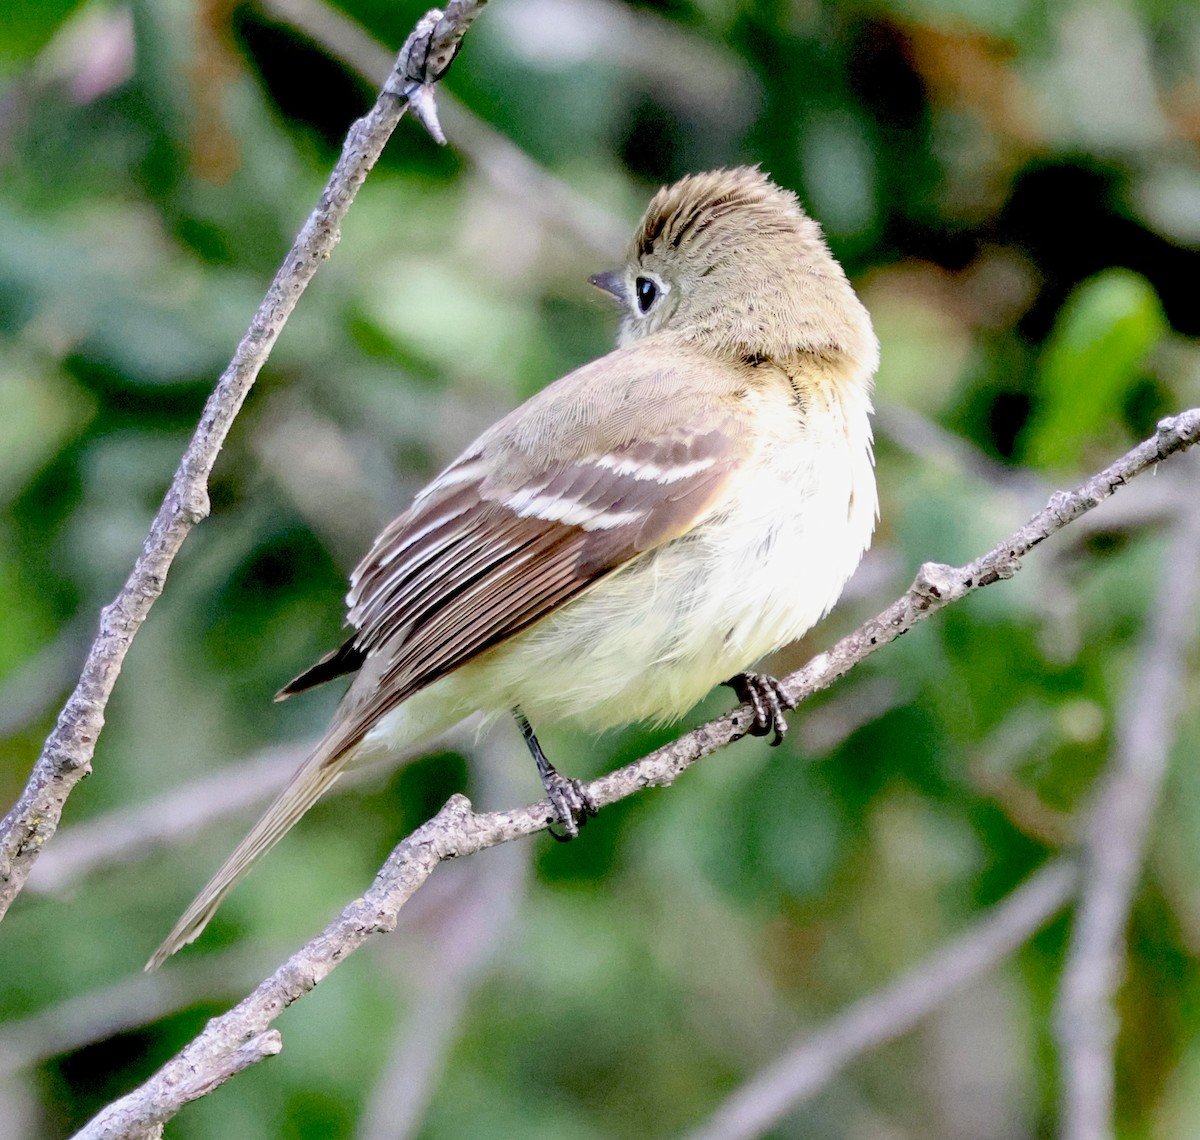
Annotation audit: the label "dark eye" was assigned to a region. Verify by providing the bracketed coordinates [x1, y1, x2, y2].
[635, 276, 659, 314]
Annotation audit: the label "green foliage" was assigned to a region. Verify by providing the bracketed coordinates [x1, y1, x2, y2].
[1024, 268, 1168, 468]
[1, 0, 1199, 1137]
[1, 0, 86, 69]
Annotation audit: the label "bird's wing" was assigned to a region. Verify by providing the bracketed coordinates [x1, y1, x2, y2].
[148, 351, 750, 968]
[339, 399, 745, 744]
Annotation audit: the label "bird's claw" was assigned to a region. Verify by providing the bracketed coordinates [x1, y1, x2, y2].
[726, 671, 796, 747]
[543, 772, 598, 842]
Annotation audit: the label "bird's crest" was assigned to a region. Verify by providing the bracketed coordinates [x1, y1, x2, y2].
[634, 167, 802, 260]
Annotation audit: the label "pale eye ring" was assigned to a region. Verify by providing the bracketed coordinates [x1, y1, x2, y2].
[635, 276, 659, 314]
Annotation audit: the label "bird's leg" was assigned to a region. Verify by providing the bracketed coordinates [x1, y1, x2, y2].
[725, 672, 797, 747]
[513, 709, 598, 842]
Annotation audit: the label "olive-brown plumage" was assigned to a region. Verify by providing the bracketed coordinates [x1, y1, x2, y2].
[148, 167, 878, 969]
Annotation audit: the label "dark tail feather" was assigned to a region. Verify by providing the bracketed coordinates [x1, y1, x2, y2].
[274, 638, 365, 701]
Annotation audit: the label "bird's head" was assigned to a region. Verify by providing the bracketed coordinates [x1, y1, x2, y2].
[591, 167, 877, 370]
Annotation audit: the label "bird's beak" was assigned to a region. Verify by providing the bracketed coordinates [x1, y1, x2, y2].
[588, 270, 625, 301]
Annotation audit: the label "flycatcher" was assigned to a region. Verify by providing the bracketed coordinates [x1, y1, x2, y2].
[149, 167, 878, 969]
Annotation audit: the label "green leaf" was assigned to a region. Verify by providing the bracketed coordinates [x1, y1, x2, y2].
[0, 362, 94, 501]
[0, 0, 87, 68]
[1023, 268, 1166, 469]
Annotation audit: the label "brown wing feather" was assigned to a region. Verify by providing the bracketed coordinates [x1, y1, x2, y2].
[334, 425, 739, 746]
[149, 351, 754, 967]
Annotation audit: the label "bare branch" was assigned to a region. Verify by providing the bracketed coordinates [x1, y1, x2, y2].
[0, 951, 266, 1078]
[262, 0, 629, 258]
[356, 735, 529, 1140]
[28, 721, 477, 896]
[1055, 496, 1200, 1140]
[73, 412, 1199, 1137]
[681, 860, 1079, 1140]
[0, 0, 489, 923]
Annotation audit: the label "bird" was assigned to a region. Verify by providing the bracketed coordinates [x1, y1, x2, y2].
[147, 166, 878, 970]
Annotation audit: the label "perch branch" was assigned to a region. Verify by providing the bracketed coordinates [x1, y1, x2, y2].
[1055, 498, 1200, 1140]
[0, 0, 488, 923]
[356, 733, 530, 1140]
[74, 410, 1199, 1138]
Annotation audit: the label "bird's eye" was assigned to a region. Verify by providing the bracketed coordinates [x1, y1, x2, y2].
[635, 276, 659, 314]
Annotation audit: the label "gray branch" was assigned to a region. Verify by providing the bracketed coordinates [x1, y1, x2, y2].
[1055, 496, 1200, 1140]
[0, 0, 489, 923]
[72, 410, 1200, 1138]
[354, 733, 529, 1140]
[28, 721, 477, 896]
[262, 0, 628, 257]
[681, 860, 1080, 1140]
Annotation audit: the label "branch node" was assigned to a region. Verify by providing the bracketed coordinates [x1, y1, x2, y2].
[385, 2, 480, 142]
[427, 793, 475, 858]
[911, 561, 958, 605]
[1157, 414, 1181, 448]
[176, 486, 211, 525]
[440, 792, 473, 821]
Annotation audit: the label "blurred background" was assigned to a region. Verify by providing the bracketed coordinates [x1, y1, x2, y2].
[2, 0, 1200, 1135]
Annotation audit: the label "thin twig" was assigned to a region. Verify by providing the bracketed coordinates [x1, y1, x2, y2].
[356, 734, 529, 1140]
[0, 0, 488, 924]
[681, 860, 1080, 1140]
[73, 411, 1200, 1138]
[0, 950, 265, 1077]
[28, 721, 477, 895]
[262, 0, 628, 258]
[1055, 496, 1200, 1140]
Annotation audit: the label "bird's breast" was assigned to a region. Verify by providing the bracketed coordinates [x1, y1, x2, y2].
[486, 377, 876, 730]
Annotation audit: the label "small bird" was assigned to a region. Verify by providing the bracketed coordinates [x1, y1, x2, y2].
[148, 167, 878, 969]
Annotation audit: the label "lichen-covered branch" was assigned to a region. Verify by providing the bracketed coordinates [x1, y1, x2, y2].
[73, 410, 1199, 1138]
[0, 0, 488, 923]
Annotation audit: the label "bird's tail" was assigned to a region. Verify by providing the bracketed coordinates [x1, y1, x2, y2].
[145, 723, 358, 971]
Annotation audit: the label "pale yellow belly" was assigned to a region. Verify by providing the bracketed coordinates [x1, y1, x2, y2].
[361, 401, 876, 755]
[473, 432, 876, 730]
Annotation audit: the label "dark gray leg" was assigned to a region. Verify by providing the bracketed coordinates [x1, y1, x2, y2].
[513, 709, 598, 841]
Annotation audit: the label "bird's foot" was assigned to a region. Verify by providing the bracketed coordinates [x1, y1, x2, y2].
[541, 769, 599, 842]
[514, 708, 599, 841]
[726, 671, 796, 747]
